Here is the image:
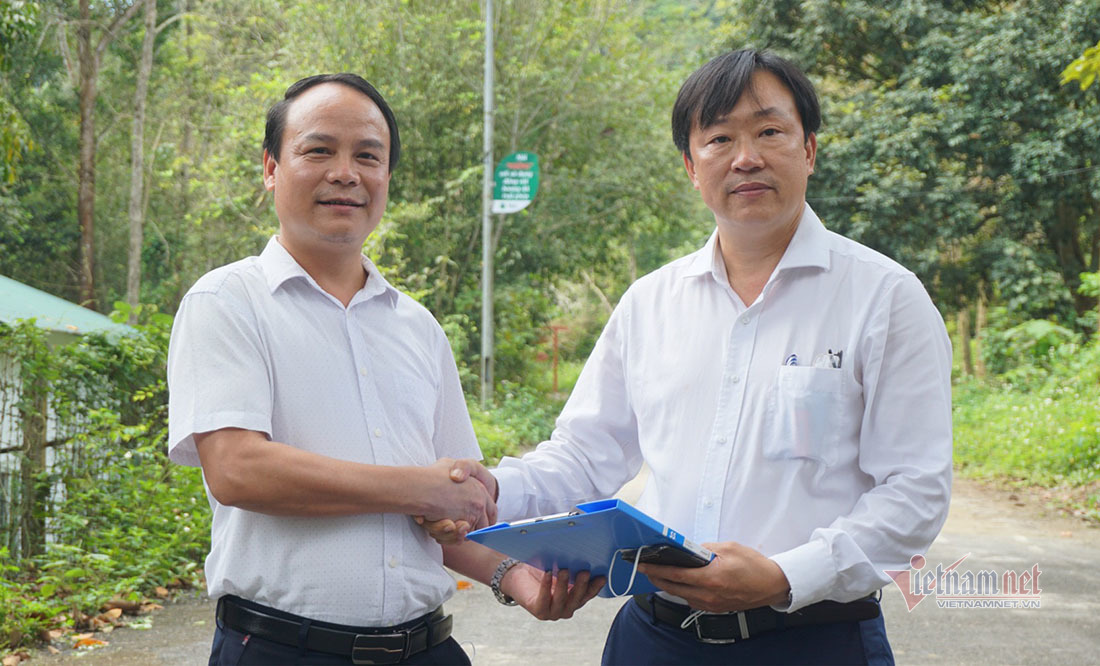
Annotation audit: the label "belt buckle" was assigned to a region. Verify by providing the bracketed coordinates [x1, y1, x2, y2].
[352, 632, 407, 665]
[693, 611, 749, 645]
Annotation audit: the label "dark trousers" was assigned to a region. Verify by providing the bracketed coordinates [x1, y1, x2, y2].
[209, 616, 471, 666]
[602, 596, 895, 666]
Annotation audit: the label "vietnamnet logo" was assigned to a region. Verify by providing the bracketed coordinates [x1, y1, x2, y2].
[885, 554, 1042, 610]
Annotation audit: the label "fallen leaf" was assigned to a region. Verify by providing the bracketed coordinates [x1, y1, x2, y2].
[99, 608, 123, 621]
[38, 627, 65, 642]
[155, 586, 170, 598]
[72, 633, 93, 641]
[1061, 531, 1073, 537]
[2, 655, 23, 666]
[47, 646, 61, 655]
[141, 603, 164, 612]
[456, 580, 473, 590]
[73, 637, 108, 649]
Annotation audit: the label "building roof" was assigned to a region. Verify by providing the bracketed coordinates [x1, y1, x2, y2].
[0, 274, 130, 337]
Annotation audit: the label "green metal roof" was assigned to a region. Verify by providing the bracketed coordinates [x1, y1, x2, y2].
[0, 274, 130, 337]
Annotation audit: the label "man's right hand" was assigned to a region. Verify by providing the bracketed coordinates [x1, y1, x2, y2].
[416, 459, 498, 544]
[417, 458, 497, 531]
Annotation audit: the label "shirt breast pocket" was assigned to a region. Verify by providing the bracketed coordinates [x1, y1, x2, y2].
[764, 366, 861, 467]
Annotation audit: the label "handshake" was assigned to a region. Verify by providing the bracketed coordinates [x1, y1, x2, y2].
[414, 457, 499, 543]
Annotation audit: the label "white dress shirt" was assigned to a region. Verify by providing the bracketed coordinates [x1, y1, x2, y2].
[168, 237, 479, 626]
[495, 204, 952, 612]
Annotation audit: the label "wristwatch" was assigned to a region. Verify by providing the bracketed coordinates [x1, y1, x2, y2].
[491, 557, 521, 606]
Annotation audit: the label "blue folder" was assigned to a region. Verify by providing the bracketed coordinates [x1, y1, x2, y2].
[467, 499, 714, 597]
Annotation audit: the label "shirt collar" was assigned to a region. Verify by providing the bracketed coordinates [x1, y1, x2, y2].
[683, 203, 831, 284]
[258, 236, 400, 308]
[773, 204, 831, 274]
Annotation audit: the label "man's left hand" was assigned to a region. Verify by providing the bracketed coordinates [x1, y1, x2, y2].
[639, 541, 790, 612]
[501, 564, 605, 621]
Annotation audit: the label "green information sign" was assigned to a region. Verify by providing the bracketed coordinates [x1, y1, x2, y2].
[492, 151, 539, 214]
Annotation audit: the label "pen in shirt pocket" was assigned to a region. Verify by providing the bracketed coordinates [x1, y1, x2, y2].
[811, 349, 843, 369]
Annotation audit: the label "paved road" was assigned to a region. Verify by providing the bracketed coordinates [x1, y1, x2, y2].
[27, 474, 1100, 665]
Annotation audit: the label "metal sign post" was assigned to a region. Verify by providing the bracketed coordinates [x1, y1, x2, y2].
[481, 1, 541, 408]
[480, 0, 495, 409]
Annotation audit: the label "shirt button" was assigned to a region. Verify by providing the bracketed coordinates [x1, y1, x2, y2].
[717, 436, 727, 445]
[359, 367, 368, 377]
[740, 315, 750, 325]
[730, 375, 741, 384]
[388, 556, 399, 568]
[703, 499, 714, 508]
[374, 428, 383, 437]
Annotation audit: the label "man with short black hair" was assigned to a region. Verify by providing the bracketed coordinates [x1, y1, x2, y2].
[168, 73, 599, 666]
[434, 49, 952, 665]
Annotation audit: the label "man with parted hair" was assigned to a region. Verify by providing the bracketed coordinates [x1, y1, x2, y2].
[431, 49, 953, 665]
[167, 73, 600, 666]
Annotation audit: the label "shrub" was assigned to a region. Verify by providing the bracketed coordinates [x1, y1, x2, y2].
[0, 308, 209, 650]
[954, 336, 1100, 520]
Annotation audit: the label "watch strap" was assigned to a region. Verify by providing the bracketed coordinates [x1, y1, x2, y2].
[491, 557, 521, 606]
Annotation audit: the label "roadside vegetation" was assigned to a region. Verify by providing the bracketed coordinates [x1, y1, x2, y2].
[952, 313, 1100, 522]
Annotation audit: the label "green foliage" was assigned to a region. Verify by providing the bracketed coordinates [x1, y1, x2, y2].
[954, 338, 1100, 495]
[468, 383, 564, 464]
[0, 0, 39, 184]
[979, 314, 1080, 381]
[0, 547, 62, 649]
[1080, 271, 1100, 298]
[0, 313, 209, 650]
[955, 312, 1100, 522]
[35, 445, 207, 616]
[1062, 39, 1100, 90]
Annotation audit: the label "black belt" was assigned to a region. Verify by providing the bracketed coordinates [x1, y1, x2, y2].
[217, 595, 453, 665]
[634, 593, 880, 645]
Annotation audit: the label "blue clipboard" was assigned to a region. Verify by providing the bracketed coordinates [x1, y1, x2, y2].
[467, 499, 714, 597]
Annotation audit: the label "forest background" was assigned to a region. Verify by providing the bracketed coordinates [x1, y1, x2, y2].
[0, 0, 1098, 653]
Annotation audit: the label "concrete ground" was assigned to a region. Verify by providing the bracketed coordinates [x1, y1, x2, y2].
[25, 473, 1100, 665]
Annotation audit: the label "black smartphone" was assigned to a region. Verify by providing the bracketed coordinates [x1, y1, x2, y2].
[620, 544, 711, 568]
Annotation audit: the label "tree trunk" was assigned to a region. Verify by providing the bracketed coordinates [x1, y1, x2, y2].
[76, 0, 98, 310]
[1051, 196, 1091, 317]
[171, 0, 194, 309]
[957, 306, 973, 377]
[72, 0, 143, 311]
[975, 285, 988, 379]
[126, 0, 157, 317]
[18, 375, 48, 560]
